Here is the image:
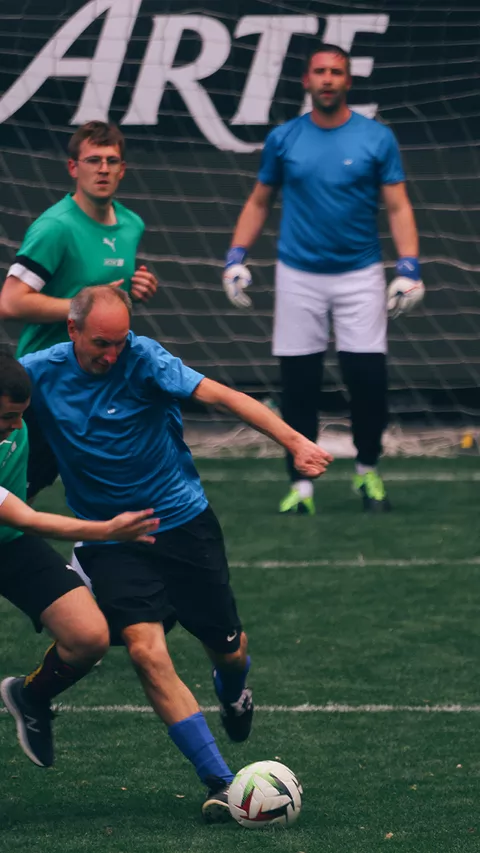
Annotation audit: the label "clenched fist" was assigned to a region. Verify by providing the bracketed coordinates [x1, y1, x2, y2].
[291, 437, 333, 478]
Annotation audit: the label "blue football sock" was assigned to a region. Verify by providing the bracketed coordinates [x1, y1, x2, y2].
[168, 712, 234, 785]
[213, 655, 251, 705]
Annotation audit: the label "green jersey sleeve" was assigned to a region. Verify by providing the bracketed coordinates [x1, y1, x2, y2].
[0, 426, 28, 544]
[11, 215, 68, 291]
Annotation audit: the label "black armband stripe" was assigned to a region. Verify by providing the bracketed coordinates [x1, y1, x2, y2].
[16, 255, 52, 284]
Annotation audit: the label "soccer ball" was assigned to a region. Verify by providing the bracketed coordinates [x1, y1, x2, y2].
[228, 760, 302, 829]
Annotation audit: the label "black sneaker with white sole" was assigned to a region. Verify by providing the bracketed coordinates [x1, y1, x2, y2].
[202, 775, 233, 824]
[219, 686, 254, 743]
[1, 677, 54, 767]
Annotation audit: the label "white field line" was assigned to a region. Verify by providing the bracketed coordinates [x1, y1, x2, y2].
[2, 703, 480, 714]
[200, 470, 480, 483]
[230, 558, 480, 569]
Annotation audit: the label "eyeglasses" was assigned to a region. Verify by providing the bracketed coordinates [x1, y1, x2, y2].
[77, 156, 123, 169]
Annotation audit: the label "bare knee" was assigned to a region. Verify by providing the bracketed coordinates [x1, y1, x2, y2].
[67, 620, 110, 662]
[128, 638, 172, 672]
[124, 628, 176, 685]
[42, 587, 110, 663]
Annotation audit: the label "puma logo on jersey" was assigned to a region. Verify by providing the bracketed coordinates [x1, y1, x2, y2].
[103, 237, 116, 251]
[343, 159, 353, 166]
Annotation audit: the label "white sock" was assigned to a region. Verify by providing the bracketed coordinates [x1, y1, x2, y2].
[355, 463, 375, 476]
[293, 480, 314, 500]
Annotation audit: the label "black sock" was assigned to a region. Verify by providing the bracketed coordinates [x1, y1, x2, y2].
[23, 643, 92, 703]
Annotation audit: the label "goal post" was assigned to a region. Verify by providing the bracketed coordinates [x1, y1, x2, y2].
[0, 0, 479, 455]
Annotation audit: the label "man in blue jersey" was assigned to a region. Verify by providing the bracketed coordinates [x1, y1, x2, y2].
[223, 44, 424, 514]
[20, 284, 332, 821]
[0, 351, 161, 771]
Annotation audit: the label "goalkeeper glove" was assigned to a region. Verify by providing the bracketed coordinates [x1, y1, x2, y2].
[222, 247, 252, 309]
[387, 257, 425, 318]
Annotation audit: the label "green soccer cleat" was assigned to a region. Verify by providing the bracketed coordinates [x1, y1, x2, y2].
[279, 488, 316, 516]
[353, 471, 391, 513]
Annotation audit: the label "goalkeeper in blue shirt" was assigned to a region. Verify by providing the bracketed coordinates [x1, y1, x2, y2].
[20, 284, 332, 821]
[223, 44, 423, 514]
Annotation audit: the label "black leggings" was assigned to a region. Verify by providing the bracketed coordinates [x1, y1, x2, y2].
[280, 351, 388, 480]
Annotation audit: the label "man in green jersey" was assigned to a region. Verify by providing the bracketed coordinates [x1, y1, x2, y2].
[0, 120, 157, 355]
[0, 351, 159, 769]
[0, 120, 158, 497]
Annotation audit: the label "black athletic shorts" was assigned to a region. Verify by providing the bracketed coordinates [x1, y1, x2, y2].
[24, 405, 58, 501]
[0, 533, 85, 631]
[74, 505, 242, 653]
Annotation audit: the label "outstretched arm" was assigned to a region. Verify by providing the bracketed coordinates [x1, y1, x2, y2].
[0, 489, 159, 543]
[192, 378, 333, 478]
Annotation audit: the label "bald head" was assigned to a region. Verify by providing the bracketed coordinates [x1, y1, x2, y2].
[68, 285, 132, 375]
[69, 285, 132, 329]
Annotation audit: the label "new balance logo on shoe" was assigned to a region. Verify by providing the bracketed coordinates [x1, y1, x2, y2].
[25, 715, 40, 733]
[1, 676, 55, 767]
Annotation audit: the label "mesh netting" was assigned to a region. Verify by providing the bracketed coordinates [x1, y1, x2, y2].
[0, 0, 479, 454]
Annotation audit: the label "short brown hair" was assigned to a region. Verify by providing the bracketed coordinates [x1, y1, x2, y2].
[305, 44, 351, 76]
[68, 121, 125, 161]
[68, 286, 132, 330]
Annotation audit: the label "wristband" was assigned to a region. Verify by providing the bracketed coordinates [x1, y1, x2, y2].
[225, 246, 248, 267]
[395, 257, 420, 280]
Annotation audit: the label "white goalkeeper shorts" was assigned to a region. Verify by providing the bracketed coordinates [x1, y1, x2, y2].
[273, 260, 387, 356]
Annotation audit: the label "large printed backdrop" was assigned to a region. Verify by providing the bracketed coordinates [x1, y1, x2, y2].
[0, 0, 479, 419]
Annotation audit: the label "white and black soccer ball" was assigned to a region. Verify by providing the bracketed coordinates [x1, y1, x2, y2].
[228, 760, 302, 829]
